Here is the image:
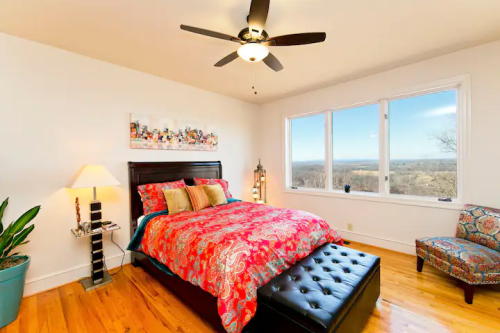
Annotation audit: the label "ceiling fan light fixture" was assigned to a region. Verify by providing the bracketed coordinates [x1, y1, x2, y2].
[237, 43, 269, 62]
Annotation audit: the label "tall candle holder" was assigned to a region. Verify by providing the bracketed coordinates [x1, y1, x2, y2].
[252, 159, 266, 204]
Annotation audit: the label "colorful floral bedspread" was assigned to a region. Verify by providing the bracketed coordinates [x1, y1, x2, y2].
[135, 201, 343, 333]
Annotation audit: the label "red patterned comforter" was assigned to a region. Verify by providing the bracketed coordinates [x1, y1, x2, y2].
[137, 201, 342, 332]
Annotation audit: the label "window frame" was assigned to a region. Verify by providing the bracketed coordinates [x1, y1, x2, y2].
[284, 75, 471, 210]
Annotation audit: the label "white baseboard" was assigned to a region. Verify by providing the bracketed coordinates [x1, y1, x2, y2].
[337, 229, 416, 255]
[24, 252, 131, 296]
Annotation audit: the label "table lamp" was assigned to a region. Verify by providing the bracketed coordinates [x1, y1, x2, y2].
[68, 165, 120, 290]
[69, 165, 121, 202]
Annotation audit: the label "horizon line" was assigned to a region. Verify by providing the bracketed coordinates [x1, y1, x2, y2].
[293, 158, 456, 162]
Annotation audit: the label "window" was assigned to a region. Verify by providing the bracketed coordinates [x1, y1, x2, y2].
[332, 104, 379, 193]
[285, 76, 469, 205]
[389, 90, 457, 198]
[290, 113, 325, 189]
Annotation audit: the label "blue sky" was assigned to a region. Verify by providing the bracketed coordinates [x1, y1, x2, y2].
[291, 89, 457, 162]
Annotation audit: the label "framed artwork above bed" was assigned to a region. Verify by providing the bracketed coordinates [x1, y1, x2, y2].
[130, 113, 218, 151]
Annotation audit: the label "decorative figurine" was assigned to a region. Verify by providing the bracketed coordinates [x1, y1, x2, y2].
[75, 197, 82, 233]
[81, 222, 91, 234]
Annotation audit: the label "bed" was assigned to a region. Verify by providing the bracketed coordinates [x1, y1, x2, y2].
[128, 161, 343, 333]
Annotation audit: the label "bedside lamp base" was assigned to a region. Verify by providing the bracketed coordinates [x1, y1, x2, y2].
[89, 194, 106, 289]
[79, 271, 113, 292]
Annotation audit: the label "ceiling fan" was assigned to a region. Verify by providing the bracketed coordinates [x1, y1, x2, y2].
[180, 0, 326, 72]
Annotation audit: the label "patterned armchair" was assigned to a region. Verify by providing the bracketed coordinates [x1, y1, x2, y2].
[415, 204, 500, 304]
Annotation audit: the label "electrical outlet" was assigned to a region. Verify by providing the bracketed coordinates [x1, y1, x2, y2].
[347, 223, 353, 231]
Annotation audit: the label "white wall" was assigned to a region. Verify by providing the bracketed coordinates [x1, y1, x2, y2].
[0, 33, 259, 295]
[259, 40, 500, 254]
[2, 31, 500, 296]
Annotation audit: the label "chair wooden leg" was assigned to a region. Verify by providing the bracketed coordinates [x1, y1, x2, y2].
[416, 256, 424, 272]
[464, 283, 474, 304]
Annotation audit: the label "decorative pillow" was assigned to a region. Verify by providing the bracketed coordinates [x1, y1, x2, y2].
[203, 184, 228, 207]
[162, 188, 192, 215]
[456, 204, 500, 252]
[137, 179, 186, 215]
[185, 185, 211, 212]
[193, 178, 233, 199]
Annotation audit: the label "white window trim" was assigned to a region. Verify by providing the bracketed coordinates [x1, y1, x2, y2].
[283, 75, 471, 210]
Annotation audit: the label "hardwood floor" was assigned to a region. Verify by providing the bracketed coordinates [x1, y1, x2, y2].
[2, 242, 499, 333]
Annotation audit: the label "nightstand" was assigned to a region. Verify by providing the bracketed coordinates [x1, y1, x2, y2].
[71, 223, 121, 292]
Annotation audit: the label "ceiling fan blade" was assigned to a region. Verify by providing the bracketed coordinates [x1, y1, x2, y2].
[214, 51, 239, 67]
[263, 53, 283, 72]
[263, 32, 326, 46]
[248, 0, 270, 35]
[181, 25, 241, 43]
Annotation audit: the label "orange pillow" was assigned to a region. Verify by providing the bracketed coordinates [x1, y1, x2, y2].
[185, 185, 211, 211]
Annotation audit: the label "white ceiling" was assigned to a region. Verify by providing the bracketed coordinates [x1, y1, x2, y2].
[1, 0, 500, 104]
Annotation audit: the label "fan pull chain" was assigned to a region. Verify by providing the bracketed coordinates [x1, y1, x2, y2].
[252, 71, 258, 95]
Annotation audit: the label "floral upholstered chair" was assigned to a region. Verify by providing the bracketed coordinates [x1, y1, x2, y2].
[415, 204, 500, 304]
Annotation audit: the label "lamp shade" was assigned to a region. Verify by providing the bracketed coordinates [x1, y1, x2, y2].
[69, 165, 121, 189]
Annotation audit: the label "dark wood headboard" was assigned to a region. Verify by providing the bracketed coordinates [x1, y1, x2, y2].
[128, 161, 222, 238]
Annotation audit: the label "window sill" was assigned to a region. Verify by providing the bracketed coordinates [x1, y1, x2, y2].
[283, 188, 464, 211]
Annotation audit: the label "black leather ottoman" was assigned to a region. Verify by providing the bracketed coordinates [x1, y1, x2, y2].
[254, 243, 380, 333]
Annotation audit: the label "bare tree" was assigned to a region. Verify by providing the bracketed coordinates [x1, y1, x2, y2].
[423, 124, 458, 198]
[431, 128, 457, 154]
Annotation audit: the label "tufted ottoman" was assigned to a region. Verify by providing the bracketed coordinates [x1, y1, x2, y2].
[255, 243, 380, 333]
